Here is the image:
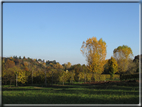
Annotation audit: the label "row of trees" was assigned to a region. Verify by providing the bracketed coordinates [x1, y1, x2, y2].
[80, 37, 139, 79]
[2, 57, 94, 86]
[2, 37, 140, 86]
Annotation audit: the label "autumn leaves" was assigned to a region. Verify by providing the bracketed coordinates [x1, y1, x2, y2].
[80, 37, 133, 80]
[80, 37, 107, 74]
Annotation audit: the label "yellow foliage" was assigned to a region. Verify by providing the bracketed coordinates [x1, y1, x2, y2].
[86, 73, 92, 82]
[69, 70, 75, 82]
[23, 61, 28, 66]
[59, 71, 69, 83]
[78, 72, 84, 81]
[81, 37, 107, 75]
[17, 70, 27, 84]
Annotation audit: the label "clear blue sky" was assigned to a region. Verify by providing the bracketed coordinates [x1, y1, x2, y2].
[3, 3, 139, 65]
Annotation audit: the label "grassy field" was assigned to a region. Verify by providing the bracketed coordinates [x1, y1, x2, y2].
[2, 81, 139, 104]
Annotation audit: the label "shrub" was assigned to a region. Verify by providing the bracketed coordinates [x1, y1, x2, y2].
[120, 73, 139, 81]
[94, 74, 106, 82]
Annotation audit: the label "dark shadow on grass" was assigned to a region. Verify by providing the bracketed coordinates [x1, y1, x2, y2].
[40, 88, 139, 96]
[3, 92, 139, 104]
[2, 88, 41, 91]
[3, 83, 139, 92]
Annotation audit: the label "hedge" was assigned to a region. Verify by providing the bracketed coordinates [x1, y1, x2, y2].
[94, 74, 120, 82]
[120, 73, 139, 81]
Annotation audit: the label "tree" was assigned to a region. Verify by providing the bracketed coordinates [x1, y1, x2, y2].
[5, 59, 15, 69]
[71, 64, 82, 82]
[64, 62, 71, 70]
[68, 70, 75, 84]
[53, 63, 63, 69]
[82, 64, 88, 83]
[86, 72, 92, 82]
[80, 37, 107, 81]
[6, 67, 15, 87]
[12, 66, 27, 86]
[23, 56, 26, 59]
[19, 56, 21, 59]
[113, 45, 133, 74]
[108, 57, 118, 80]
[78, 72, 84, 83]
[59, 70, 69, 85]
[133, 54, 142, 73]
[126, 59, 138, 74]
[102, 59, 109, 74]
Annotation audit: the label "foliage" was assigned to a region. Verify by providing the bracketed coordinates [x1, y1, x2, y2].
[108, 57, 118, 80]
[126, 59, 139, 74]
[80, 37, 107, 75]
[2, 53, 138, 85]
[68, 70, 75, 84]
[103, 59, 109, 74]
[113, 45, 133, 73]
[5, 59, 15, 68]
[120, 73, 139, 81]
[59, 70, 69, 85]
[86, 73, 92, 82]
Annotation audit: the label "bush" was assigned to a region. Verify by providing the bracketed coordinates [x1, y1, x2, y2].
[94, 74, 106, 82]
[120, 73, 139, 81]
[95, 74, 120, 82]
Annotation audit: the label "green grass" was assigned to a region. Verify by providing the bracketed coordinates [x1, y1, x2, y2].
[2, 82, 139, 104]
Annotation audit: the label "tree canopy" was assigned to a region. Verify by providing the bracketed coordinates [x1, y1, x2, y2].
[113, 45, 133, 73]
[80, 37, 107, 74]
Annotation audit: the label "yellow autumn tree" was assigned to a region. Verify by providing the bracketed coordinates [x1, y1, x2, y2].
[80, 37, 107, 81]
[108, 56, 118, 80]
[68, 70, 75, 84]
[13, 66, 27, 86]
[113, 45, 133, 74]
[59, 70, 69, 85]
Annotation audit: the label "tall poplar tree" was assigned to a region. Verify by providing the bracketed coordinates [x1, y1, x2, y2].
[80, 37, 107, 81]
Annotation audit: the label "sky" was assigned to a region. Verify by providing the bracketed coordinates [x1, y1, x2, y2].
[3, 3, 139, 65]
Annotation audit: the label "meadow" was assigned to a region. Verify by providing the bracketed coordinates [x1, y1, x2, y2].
[2, 81, 139, 104]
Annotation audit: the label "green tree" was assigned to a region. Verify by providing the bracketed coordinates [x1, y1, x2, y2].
[68, 70, 75, 84]
[108, 57, 118, 80]
[59, 70, 69, 85]
[82, 64, 88, 82]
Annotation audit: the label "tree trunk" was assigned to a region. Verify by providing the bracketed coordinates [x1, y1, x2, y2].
[93, 72, 95, 82]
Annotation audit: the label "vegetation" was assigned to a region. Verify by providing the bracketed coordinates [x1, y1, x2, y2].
[113, 45, 133, 74]
[108, 57, 118, 80]
[80, 37, 107, 82]
[2, 37, 141, 104]
[120, 73, 139, 81]
[2, 82, 139, 104]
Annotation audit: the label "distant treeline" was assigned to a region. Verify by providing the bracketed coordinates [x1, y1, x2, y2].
[2, 55, 140, 86]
